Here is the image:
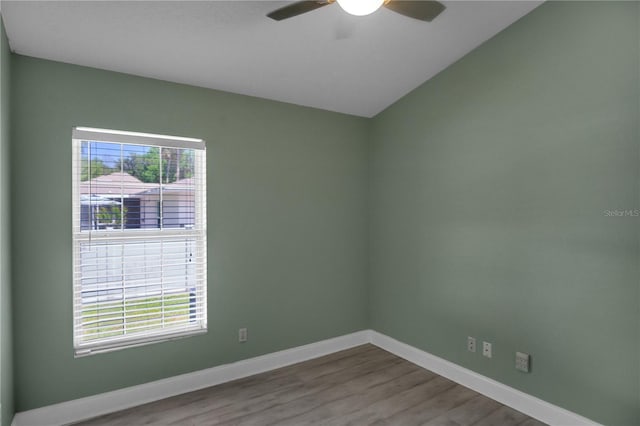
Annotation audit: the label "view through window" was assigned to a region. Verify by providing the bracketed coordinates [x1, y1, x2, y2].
[72, 127, 207, 356]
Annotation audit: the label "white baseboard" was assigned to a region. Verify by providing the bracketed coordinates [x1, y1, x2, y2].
[370, 331, 601, 426]
[11, 330, 370, 426]
[12, 329, 601, 426]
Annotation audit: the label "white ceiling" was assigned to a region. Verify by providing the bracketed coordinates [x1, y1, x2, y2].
[1, 1, 542, 117]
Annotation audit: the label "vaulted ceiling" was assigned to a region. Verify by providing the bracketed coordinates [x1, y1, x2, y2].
[1, 1, 542, 117]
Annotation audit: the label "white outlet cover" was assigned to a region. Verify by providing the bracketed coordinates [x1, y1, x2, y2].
[516, 351, 530, 372]
[467, 336, 476, 352]
[482, 341, 492, 358]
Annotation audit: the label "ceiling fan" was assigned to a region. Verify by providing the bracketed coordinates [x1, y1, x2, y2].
[267, 0, 446, 22]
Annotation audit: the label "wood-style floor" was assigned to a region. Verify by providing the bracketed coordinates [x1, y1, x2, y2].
[75, 344, 547, 426]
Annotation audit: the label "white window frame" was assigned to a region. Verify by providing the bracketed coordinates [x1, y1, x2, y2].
[72, 127, 207, 356]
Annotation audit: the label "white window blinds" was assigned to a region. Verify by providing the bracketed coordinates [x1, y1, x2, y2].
[72, 127, 207, 356]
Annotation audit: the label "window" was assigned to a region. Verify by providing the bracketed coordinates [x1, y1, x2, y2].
[72, 127, 207, 356]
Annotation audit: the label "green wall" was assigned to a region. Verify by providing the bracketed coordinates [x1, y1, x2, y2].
[10, 55, 369, 411]
[0, 17, 14, 426]
[369, 2, 639, 425]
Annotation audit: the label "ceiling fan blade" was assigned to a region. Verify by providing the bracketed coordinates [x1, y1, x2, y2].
[267, 1, 332, 21]
[384, 0, 445, 22]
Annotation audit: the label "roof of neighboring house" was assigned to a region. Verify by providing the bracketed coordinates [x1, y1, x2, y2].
[167, 178, 194, 187]
[80, 172, 158, 196]
[138, 178, 195, 195]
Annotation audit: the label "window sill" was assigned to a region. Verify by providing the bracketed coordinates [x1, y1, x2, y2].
[74, 327, 208, 358]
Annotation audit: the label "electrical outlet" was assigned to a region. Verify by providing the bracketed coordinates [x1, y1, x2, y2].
[482, 341, 492, 358]
[467, 336, 476, 353]
[238, 327, 248, 343]
[516, 352, 530, 372]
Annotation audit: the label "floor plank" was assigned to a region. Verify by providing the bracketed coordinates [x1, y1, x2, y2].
[74, 345, 546, 426]
[421, 394, 502, 426]
[472, 405, 529, 426]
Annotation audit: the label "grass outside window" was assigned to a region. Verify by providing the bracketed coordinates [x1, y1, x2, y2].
[81, 293, 192, 340]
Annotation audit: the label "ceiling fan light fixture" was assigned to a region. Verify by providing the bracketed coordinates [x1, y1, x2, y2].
[336, 0, 385, 16]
